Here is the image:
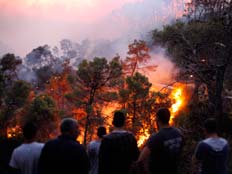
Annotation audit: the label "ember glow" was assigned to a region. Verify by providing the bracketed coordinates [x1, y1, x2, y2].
[7, 126, 22, 139]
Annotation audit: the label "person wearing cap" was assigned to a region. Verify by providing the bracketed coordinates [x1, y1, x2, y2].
[38, 118, 89, 174]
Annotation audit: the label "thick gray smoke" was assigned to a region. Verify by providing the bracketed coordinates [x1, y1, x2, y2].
[1, 0, 187, 84]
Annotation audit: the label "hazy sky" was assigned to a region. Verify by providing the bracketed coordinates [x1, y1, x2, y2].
[0, 0, 188, 57]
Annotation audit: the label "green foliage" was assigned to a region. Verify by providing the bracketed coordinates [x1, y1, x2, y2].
[126, 72, 152, 99]
[153, 20, 228, 68]
[72, 57, 123, 146]
[5, 80, 31, 108]
[123, 40, 156, 76]
[35, 65, 54, 88]
[24, 95, 57, 141]
[119, 72, 152, 135]
[77, 57, 122, 91]
[153, 16, 231, 124]
[27, 95, 56, 122]
[0, 53, 22, 72]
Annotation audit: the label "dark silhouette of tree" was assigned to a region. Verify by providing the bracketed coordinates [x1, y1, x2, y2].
[123, 40, 157, 76]
[68, 57, 122, 146]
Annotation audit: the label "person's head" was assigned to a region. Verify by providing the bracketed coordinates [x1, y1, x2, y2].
[23, 122, 37, 140]
[97, 126, 106, 138]
[156, 108, 170, 128]
[204, 118, 218, 135]
[60, 118, 79, 140]
[112, 111, 125, 128]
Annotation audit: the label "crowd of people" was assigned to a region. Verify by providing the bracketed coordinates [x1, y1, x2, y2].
[8, 108, 229, 174]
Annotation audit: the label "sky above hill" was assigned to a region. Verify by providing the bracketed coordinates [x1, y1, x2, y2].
[0, 0, 188, 56]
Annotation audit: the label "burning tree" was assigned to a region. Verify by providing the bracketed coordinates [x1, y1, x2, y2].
[0, 54, 32, 137]
[119, 72, 152, 135]
[0, 80, 31, 138]
[153, 14, 232, 123]
[152, 1, 232, 172]
[123, 40, 157, 76]
[24, 95, 58, 141]
[67, 57, 122, 146]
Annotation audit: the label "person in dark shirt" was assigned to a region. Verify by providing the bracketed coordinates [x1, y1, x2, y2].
[193, 118, 229, 174]
[38, 118, 89, 174]
[98, 111, 139, 174]
[138, 108, 183, 174]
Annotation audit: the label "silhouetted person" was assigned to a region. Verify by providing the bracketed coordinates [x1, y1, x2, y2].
[9, 122, 44, 174]
[138, 108, 183, 174]
[193, 118, 229, 174]
[38, 118, 89, 174]
[87, 126, 106, 174]
[98, 111, 139, 174]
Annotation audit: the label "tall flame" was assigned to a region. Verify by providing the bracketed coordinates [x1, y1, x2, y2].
[170, 87, 184, 124]
[137, 129, 150, 148]
[138, 84, 186, 147]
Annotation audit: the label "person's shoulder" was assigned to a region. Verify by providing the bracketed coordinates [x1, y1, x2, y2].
[88, 140, 100, 147]
[33, 142, 45, 148]
[197, 138, 212, 150]
[44, 138, 58, 145]
[12, 144, 24, 154]
[202, 137, 229, 151]
[103, 131, 133, 141]
[218, 137, 228, 145]
[147, 133, 158, 143]
[169, 127, 182, 134]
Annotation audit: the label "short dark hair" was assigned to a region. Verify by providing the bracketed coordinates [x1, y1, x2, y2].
[204, 118, 217, 134]
[156, 108, 170, 124]
[60, 118, 78, 133]
[113, 111, 125, 127]
[23, 122, 37, 140]
[97, 126, 106, 138]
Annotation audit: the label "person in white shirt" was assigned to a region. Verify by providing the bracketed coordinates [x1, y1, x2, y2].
[9, 122, 44, 174]
[87, 126, 106, 174]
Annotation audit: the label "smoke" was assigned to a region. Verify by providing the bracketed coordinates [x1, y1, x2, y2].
[0, 0, 187, 57]
[1, 0, 187, 86]
[147, 47, 179, 89]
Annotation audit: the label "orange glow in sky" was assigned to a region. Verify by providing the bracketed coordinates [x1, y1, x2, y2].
[0, 0, 188, 56]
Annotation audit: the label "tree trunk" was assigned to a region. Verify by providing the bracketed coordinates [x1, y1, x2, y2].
[206, 65, 226, 128]
[83, 112, 90, 147]
[83, 89, 95, 147]
[215, 65, 226, 127]
[132, 100, 136, 133]
[0, 122, 8, 138]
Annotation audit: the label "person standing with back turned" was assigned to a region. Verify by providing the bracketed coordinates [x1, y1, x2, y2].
[87, 126, 106, 174]
[138, 107, 183, 174]
[38, 118, 89, 174]
[193, 118, 229, 174]
[9, 122, 44, 174]
[98, 111, 139, 174]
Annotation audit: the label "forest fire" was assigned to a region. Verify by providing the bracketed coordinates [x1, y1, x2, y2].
[170, 85, 184, 123]
[137, 84, 186, 147]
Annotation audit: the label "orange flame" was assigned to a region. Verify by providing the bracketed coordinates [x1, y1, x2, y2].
[170, 86, 184, 124]
[7, 126, 22, 139]
[137, 129, 150, 147]
[137, 84, 186, 147]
